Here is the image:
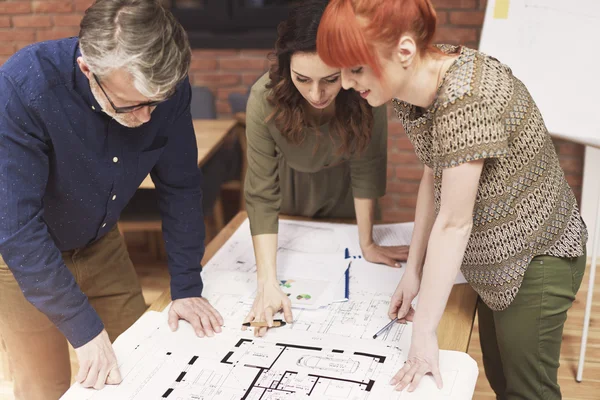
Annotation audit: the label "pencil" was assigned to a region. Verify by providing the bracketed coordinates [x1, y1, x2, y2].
[242, 320, 287, 328]
[372, 317, 399, 339]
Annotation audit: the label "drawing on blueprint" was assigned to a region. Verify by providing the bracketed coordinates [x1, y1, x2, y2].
[161, 338, 387, 400]
[297, 355, 360, 374]
[278, 222, 344, 254]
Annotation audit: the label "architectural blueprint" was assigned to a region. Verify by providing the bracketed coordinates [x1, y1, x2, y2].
[61, 312, 478, 400]
[157, 219, 469, 345]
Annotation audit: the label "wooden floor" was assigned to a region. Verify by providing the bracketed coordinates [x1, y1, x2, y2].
[1, 253, 598, 400]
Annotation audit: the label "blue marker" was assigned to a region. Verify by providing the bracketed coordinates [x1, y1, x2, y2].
[344, 265, 350, 300]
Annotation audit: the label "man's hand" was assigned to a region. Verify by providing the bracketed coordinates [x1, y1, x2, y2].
[362, 242, 409, 268]
[168, 297, 224, 337]
[74, 329, 121, 390]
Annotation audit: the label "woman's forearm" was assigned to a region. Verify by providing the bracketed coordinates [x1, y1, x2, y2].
[406, 167, 436, 275]
[354, 197, 376, 249]
[411, 218, 472, 334]
[251, 233, 279, 285]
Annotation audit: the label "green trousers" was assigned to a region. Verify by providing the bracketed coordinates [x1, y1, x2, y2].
[478, 251, 587, 400]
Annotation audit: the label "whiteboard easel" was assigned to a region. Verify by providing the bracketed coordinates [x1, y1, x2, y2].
[479, 0, 600, 382]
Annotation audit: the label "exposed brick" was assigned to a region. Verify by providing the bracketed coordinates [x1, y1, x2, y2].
[0, 2, 32, 15]
[566, 174, 583, 188]
[388, 181, 420, 194]
[33, 1, 73, 14]
[216, 99, 231, 114]
[36, 28, 79, 42]
[387, 166, 394, 178]
[436, 11, 449, 25]
[435, 27, 478, 44]
[396, 137, 416, 151]
[0, 56, 9, 66]
[395, 165, 424, 181]
[74, 0, 95, 12]
[53, 15, 83, 27]
[449, 11, 485, 26]
[0, 29, 36, 42]
[242, 72, 265, 86]
[216, 87, 248, 101]
[389, 152, 420, 164]
[192, 73, 241, 87]
[219, 58, 268, 71]
[192, 49, 238, 58]
[379, 195, 397, 209]
[431, 0, 477, 9]
[559, 157, 583, 174]
[240, 49, 273, 58]
[382, 210, 415, 223]
[13, 15, 52, 28]
[557, 141, 585, 157]
[15, 41, 36, 51]
[0, 16, 10, 28]
[388, 122, 407, 137]
[190, 59, 218, 71]
[0, 44, 15, 56]
[398, 195, 418, 208]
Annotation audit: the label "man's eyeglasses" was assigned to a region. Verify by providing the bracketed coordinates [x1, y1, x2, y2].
[93, 74, 170, 114]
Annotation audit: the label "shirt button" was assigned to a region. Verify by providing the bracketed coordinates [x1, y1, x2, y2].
[102, 223, 106, 228]
[91, 105, 96, 110]
[112, 157, 119, 163]
[112, 195, 116, 201]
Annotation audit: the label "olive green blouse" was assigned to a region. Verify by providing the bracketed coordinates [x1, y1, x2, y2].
[244, 73, 388, 235]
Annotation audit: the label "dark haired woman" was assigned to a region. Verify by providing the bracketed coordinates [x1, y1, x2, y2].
[242, 0, 408, 336]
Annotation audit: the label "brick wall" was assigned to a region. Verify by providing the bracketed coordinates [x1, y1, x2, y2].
[0, 0, 584, 221]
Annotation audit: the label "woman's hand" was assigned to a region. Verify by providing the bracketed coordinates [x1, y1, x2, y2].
[242, 280, 293, 337]
[388, 269, 420, 322]
[362, 242, 409, 268]
[390, 331, 443, 392]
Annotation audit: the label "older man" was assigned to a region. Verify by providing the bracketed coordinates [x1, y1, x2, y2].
[0, 1, 222, 398]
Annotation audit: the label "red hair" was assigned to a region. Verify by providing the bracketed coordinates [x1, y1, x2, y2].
[317, 0, 438, 76]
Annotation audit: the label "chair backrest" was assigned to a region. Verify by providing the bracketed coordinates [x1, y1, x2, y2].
[228, 92, 249, 114]
[190, 86, 217, 119]
[227, 72, 266, 114]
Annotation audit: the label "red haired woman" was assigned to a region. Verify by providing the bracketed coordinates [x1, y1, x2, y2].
[317, 0, 587, 397]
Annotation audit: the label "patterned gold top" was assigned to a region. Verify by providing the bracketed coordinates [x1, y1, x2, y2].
[393, 45, 587, 311]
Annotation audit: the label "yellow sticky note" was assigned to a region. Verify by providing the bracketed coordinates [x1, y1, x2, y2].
[494, 0, 510, 19]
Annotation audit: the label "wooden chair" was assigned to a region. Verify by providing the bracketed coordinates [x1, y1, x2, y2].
[221, 113, 247, 210]
[118, 87, 230, 252]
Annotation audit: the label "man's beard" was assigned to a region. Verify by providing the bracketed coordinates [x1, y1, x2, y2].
[89, 79, 146, 128]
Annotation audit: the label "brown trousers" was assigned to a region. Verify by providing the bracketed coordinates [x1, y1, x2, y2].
[0, 226, 147, 400]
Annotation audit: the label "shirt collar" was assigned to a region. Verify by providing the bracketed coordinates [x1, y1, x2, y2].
[73, 44, 104, 114]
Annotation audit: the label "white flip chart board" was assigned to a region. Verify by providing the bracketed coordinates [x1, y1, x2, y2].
[479, 0, 600, 149]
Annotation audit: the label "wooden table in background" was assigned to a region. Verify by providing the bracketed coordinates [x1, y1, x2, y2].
[149, 211, 479, 353]
[139, 119, 237, 189]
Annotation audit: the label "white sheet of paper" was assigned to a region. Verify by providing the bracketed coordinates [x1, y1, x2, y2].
[338, 222, 468, 285]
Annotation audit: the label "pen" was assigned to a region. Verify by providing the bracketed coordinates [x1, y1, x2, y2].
[372, 317, 399, 339]
[242, 320, 287, 328]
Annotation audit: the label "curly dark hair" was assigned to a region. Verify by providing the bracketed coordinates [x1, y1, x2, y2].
[266, 0, 374, 155]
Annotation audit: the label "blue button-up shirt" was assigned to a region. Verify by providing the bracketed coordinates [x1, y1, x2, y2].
[0, 38, 205, 348]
